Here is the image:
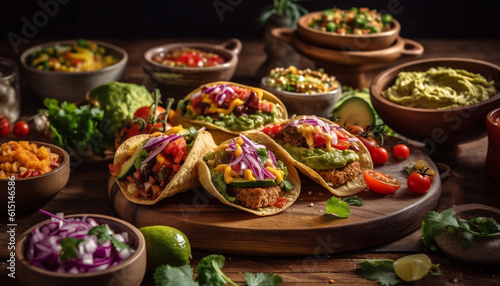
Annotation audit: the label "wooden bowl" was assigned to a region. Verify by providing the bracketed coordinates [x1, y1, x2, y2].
[260, 76, 342, 118]
[16, 214, 147, 286]
[143, 39, 241, 101]
[370, 58, 500, 160]
[20, 40, 128, 103]
[434, 204, 500, 268]
[297, 11, 401, 51]
[0, 141, 70, 212]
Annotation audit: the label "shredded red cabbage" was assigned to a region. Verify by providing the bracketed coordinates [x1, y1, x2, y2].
[141, 134, 183, 165]
[26, 210, 135, 274]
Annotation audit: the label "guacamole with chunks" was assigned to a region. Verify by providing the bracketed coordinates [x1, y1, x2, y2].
[381, 67, 497, 109]
[279, 141, 359, 170]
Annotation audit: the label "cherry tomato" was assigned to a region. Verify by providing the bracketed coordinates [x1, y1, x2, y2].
[13, 120, 30, 137]
[0, 116, 10, 137]
[407, 171, 432, 194]
[370, 146, 389, 164]
[357, 135, 378, 151]
[393, 144, 410, 160]
[347, 125, 364, 135]
[134, 106, 167, 121]
[363, 169, 401, 194]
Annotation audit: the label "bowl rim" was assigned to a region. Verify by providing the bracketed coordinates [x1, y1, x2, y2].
[143, 42, 237, 72]
[16, 213, 146, 278]
[260, 76, 342, 98]
[370, 57, 500, 113]
[298, 10, 401, 40]
[20, 39, 128, 75]
[0, 140, 70, 182]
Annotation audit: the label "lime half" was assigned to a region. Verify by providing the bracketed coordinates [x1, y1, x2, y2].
[393, 254, 432, 282]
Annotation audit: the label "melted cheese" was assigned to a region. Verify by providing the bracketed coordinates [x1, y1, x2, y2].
[266, 167, 284, 183]
[244, 169, 256, 181]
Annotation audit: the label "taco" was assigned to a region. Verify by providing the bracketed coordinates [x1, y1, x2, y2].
[174, 81, 288, 143]
[253, 115, 373, 197]
[198, 133, 301, 216]
[110, 125, 217, 205]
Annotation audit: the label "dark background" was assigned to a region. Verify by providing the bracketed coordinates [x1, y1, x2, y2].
[1, 0, 499, 44]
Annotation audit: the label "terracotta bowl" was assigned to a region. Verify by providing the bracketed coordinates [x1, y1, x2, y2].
[143, 39, 242, 102]
[16, 214, 147, 286]
[370, 57, 500, 160]
[297, 11, 401, 51]
[0, 141, 70, 212]
[260, 76, 342, 118]
[20, 40, 128, 103]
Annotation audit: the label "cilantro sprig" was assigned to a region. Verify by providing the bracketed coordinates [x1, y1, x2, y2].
[422, 208, 500, 251]
[154, 254, 282, 286]
[88, 224, 131, 251]
[325, 196, 364, 218]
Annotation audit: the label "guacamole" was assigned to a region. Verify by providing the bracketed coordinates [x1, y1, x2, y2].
[279, 141, 359, 170]
[381, 67, 497, 109]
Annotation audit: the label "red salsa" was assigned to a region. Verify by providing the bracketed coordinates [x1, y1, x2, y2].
[152, 47, 225, 67]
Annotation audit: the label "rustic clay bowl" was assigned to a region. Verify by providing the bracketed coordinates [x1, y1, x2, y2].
[297, 11, 401, 51]
[434, 204, 500, 268]
[143, 39, 241, 101]
[260, 76, 342, 118]
[16, 214, 146, 286]
[0, 141, 70, 212]
[370, 57, 500, 160]
[20, 40, 127, 103]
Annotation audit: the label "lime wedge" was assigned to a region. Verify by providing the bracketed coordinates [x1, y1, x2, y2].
[393, 254, 432, 282]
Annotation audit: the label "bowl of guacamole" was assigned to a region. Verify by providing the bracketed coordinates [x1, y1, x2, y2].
[370, 57, 500, 159]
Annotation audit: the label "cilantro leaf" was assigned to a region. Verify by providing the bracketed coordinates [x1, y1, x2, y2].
[244, 272, 282, 286]
[196, 254, 236, 286]
[342, 196, 364, 207]
[88, 224, 130, 251]
[279, 179, 294, 191]
[59, 237, 84, 261]
[257, 148, 269, 166]
[421, 209, 460, 251]
[325, 196, 351, 218]
[357, 259, 400, 286]
[154, 264, 198, 286]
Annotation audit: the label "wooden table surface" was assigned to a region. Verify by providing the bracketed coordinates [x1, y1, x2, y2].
[1, 38, 500, 285]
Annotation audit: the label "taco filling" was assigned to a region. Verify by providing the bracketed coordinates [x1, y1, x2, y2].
[261, 116, 362, 188]
[109, 126, 200, 200]
[178, 83, 281, 131]
[203, 135, 295, 209]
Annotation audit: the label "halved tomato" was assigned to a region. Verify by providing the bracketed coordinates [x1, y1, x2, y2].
[363, 169, 401, 194]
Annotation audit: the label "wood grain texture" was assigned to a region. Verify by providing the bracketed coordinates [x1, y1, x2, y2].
[109, 141, 441, 256]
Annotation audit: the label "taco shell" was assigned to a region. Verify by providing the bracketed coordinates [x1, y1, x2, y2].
[173, 81, 288, 144]
[197, 132, 301, 216]
[247, 117, 373, 197]
[113, 130, 217, 205]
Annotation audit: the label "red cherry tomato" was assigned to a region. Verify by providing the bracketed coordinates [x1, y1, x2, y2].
[13, 120, 30, 137]
[0, 116, 10, 137]
[357, 135, 378, 151]
[363, 169, 401, 194]
[134, 106, 167, 121]
[393, 144, 410, 160]
[407, 171, 432, 194]
[370, 146, 389, 164]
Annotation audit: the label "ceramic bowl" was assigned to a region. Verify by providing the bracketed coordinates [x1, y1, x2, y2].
[370, 57, 500, 160]
[143, 39, 242, 102]
[16, 214, 147, 286]
[20, 40, 127, 103]
[297, 11, 401, 51]
[0, 141, 70, 212]
[260, 76, 341, 118]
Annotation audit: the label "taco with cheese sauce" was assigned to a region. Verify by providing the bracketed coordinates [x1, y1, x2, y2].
[253, 115, 373, 196]
[174, 81, 288, 143]
[110, 125, 217, 205]
[198, 133, 300, 216]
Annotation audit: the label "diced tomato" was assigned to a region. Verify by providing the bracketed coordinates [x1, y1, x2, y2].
[314, 134, 327, 147]
[152, 162, 163, 172]
[270, 197, 287, 208]
[261, 126, 272, 135]
[173, 164, 182, 172]
[271, 124, 281, 133]
[231, 164, 241, 174]
[108, 163, 121, 176]
[191, 95, 202, 107]
[173, 150, 184, 164]
[331, 140, 350, 150]
[258, 101, 274, 113]
[333, 129, 350, 140]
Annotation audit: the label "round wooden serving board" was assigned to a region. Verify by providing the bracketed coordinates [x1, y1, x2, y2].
[108, 142, 441, 256]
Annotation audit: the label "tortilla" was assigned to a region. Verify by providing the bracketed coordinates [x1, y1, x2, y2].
[113, 130, 217, 205]
[172, 81, 288, 144]
[246, 116, 373, 197]
[197, 133, 301, 216]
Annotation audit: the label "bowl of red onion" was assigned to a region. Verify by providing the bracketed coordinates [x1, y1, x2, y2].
[16, 211, 146, 286]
